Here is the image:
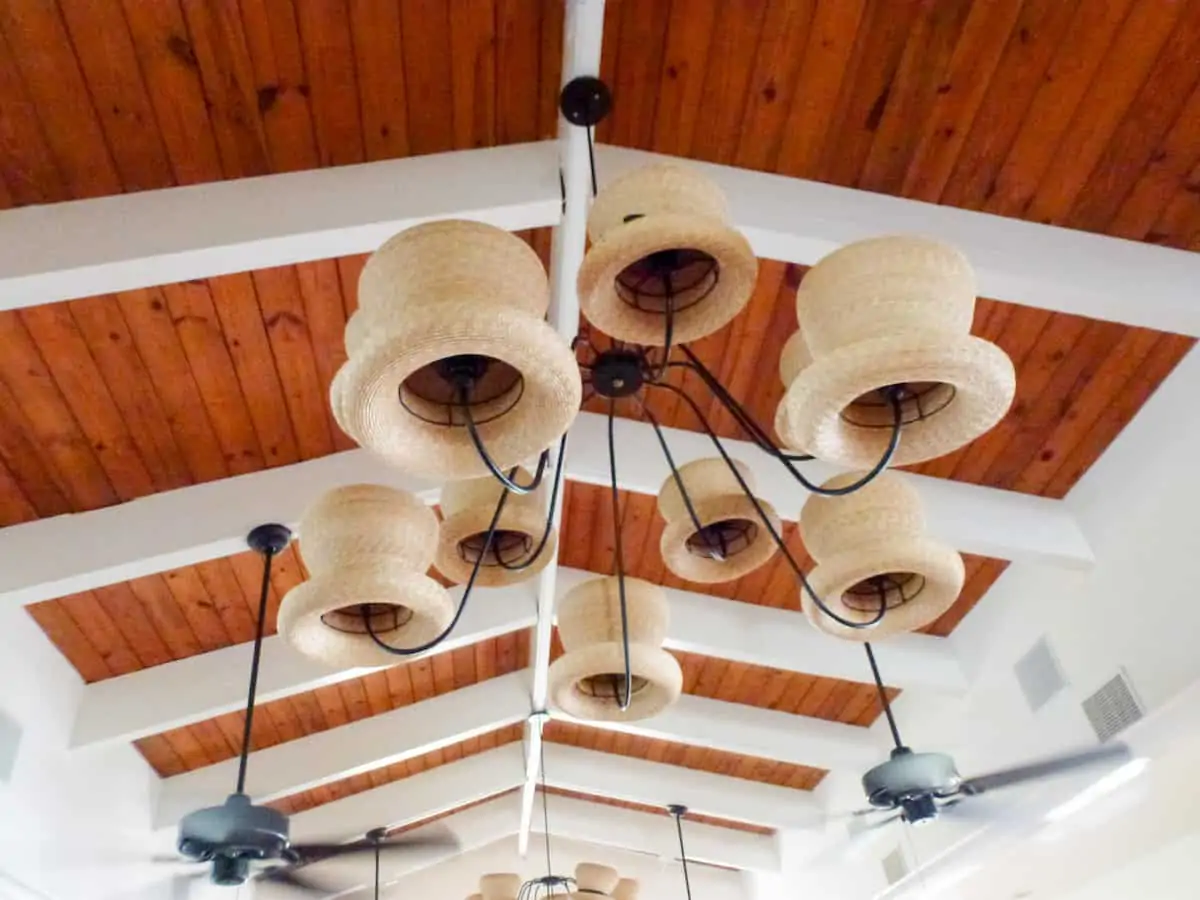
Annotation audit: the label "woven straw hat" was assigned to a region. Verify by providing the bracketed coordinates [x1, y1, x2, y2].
[775, 236, 1015, 467]
[798, 472, 964, 640]
[613, 878, 639, 900]
[278, 484, 454, 668]
[434, 468, 555, 586]
[332, 220, 582, 479]
[567, 863, 620, 899]
[548, 576, 682, 722]
[479, 874, 521, 900]
[577, 164, 757, 345]
[657, 458, 780, 583]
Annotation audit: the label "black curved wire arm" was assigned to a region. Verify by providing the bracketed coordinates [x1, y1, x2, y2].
[458, 382, 550, 495]
[647, 380, 887, 630]
[607, 398, 634, 711]
[497, 433, 569, 572]
[674, 346, 906, 496]
[361, 468, 513, 656]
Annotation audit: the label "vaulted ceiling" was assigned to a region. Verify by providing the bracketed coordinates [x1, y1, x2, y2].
[1, 0, 1198, 888]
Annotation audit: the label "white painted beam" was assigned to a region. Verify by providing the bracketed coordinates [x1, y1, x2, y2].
[153, 672, 531, 828]
[0, 142, 560, 307]
[286, 744, 525, 843]
[535, 794, 780, 872]
[569, 413, 1093, 568]
[555, 692, 884, 773]
[0, 414, 1089, 613]
[541, 743, 824, 831]
[70, 569, 958, 752]
[70, 583, 536, 749]
[520, 0, 607, 858]
[597, 144, 1200, 337]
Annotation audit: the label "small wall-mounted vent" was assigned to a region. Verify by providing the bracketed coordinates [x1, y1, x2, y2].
[1015, 636, 1068, 712]
[882, 845, 908, 886]
[1082, 670, 1143, 742]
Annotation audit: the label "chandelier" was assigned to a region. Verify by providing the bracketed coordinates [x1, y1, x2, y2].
[274, 77, 1017, 728]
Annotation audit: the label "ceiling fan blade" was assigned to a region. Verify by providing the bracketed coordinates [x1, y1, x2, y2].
[289, 831, 459, 863]
[958, 742, 1131, 796]
[257, 866, 338, 895]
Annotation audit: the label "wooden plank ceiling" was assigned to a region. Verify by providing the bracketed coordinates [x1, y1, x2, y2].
[3, 0, 1199, 826]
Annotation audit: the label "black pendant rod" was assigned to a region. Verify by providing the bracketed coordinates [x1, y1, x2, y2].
[237, 524, 292, 795]
[668, 805, 693, 900]
[864, 642, 905, 750]
[607, 397, 634, 711]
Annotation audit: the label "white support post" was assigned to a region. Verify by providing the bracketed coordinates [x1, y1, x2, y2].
[520, 0, 606, 857]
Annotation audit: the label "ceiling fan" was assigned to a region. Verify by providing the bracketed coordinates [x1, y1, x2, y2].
[833, 643, 1132, 841]
[144, 525, 458, 893]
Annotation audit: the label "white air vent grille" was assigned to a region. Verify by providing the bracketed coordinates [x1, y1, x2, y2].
[1015, 636, 1068, 712]
[882, 846, 908, 886]
[1082, 670, 1143, 742]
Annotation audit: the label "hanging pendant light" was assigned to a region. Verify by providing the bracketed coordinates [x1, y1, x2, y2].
[657, 458, 780, 584]
[799, 472, 964, 640]
[547, 576, 682, 722]
[278, 484, 454, 667]
[332, 219, 582, 479]
[435, 467, 557, 586]
[775, 236, 1015, 468]
[613, 878, 639, 900]
[577, 163, 758, 346]
[480, 874, 523, 900]
[566, 864, 620, 900]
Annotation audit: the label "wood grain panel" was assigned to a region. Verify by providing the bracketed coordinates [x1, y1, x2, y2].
[269, 722, 524, 817]
[136, 629, 532, 777]
[543, 719, 826, 790]
[541, 786, 773, 836]
[558, 481, 1001, 635]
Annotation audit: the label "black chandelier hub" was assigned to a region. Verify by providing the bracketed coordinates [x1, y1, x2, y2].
[247, 523, 292, 556]
[666, 803, 688, 817]
[591, 350, 646, 398]
[560, 76, 612, 127]
[437, 353, 494, 389]
[366, 827, 388, 843]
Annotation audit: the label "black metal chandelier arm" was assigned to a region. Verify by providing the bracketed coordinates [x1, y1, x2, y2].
[648, 380, 886, 630]
[458, 382, 550, 494]
[235, 542, 278, 796]
[496, 432, 569, 572]
[361, 472, 513, 656]
[607, 398, 635, 712]
[635, 396, 723, 560]
[864, 642, 905, 750]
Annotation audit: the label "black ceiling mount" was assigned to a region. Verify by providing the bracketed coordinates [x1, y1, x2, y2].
[247, 522, 292, 557]
[560, 76, 612, 127]
[590, 350, 645, 398]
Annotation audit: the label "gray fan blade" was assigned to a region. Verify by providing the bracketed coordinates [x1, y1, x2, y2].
[958, 742, 1131, 795]
[806, 811, 903, 869]
[257, 866, 336, 895]
[290, 831, 459, 863]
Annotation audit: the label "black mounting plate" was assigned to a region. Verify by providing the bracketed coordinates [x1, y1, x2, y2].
[560, 76, 612, 127]
[591, 350, 645, 398]
[247, 523, 292, 556]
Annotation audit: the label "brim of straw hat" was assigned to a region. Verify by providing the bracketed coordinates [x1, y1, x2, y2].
[548, 641, 683, 722]
[434, 502, 556, 586]
[800, 537, 965, 641]
[332, 299, 582, 479]
[660, 494, 780, 584]
[576, 213, 757, 346]
[774, 333, 1015, 468]
[278, 570, 455, 669]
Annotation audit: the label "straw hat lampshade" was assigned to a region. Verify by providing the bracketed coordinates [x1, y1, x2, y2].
[798, 472, 965, 640]
[657, 458, 780, 583]
[775, 236, 1015, 468]
[278, 485, 455, 668]
[568, 864, 620, 900]
[547, 576, 682, 722]
[479, 874, 521, 900]
[577, 163, 758, 345]
[435, 468, 555, 586]
[332, 220, 582, 479]
[613, 879, 639, 900]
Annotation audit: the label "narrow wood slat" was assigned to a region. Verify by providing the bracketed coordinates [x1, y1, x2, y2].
[646, 0, 718, 158]
[294, 0, 365, 169]
[399, 0, 455, 154]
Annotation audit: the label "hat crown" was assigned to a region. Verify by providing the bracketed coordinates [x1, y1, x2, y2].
[800, 472, 925, 561]
[586, 164, 729, 243]
[795, 237, 975, 359]
[479, 873, 521, 900]
[557, 577, 670, 649]
[299, 484, 438, 574]
[358, 220, 549, 318]
[574, 863, 620, 895]
[657, 458, 755, 523]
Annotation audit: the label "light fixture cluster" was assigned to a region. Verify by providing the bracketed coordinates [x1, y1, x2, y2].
[473, 863, 638, 900]
[275, 78, 1017, 735]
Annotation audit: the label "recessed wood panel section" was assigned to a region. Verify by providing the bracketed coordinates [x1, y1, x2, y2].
[541, 786, 772, 836]
[559, 481, 1004, 636]
[543, 719, 826, 791]
[136, 630, 531, 777]
[270, 723, 524, 817]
